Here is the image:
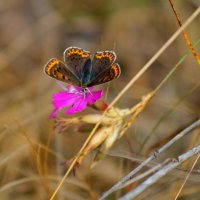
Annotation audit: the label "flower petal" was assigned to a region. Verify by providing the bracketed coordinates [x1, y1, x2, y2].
[49, 108, 59, 119]
[87, 90, 103, 105]
[52, 92, 80, 108]
[67, 85, 82, 92]
[49, 84, 103, 117]
[65, 98, 87, 114]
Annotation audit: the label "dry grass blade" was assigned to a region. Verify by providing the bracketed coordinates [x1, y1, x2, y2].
[174, 153, 200, 200]
[169, 0, 200, 65]
[118, 92, 154, 138]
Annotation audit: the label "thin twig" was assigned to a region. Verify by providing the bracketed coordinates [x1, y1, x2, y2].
[99, 118, 200, 199]
[174, 153, 200, 200]
[119, 144, 200, 199]
[117, 158, 171, 190]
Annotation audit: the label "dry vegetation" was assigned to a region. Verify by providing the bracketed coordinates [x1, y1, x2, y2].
[0, 0, 200, 200]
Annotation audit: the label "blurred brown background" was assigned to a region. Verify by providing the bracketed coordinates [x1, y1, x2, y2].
[0, 0, 200, 199]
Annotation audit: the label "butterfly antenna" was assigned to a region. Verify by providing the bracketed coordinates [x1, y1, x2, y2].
[112, 41, 117, 51]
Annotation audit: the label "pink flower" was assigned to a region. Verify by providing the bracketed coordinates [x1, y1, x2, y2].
[49, 85, 103, 118]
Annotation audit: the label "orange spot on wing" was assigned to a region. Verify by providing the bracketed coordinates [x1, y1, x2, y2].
[46, 59, 59, 74]
[95, 52, 115, 61]
[95, 54, 103, 59]
[112, 64, 119, 78]
[66, 48, 90, 58]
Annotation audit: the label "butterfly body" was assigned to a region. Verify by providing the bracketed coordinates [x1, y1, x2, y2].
[44, 47, 121, 87]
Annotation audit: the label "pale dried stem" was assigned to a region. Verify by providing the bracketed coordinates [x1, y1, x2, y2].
[174, 153, 200, 200]
[99, 118, 200, 199]
[119, 144, 200, 199]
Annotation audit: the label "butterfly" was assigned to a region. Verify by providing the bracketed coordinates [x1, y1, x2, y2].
[44, 47, 121, 88]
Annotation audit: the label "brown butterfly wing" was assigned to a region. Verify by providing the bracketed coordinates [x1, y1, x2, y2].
[87, 63, 121, 87]
[64, 47, 91, 81]
[44, 58, 80, 85]
[90, 51, 116, 79]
